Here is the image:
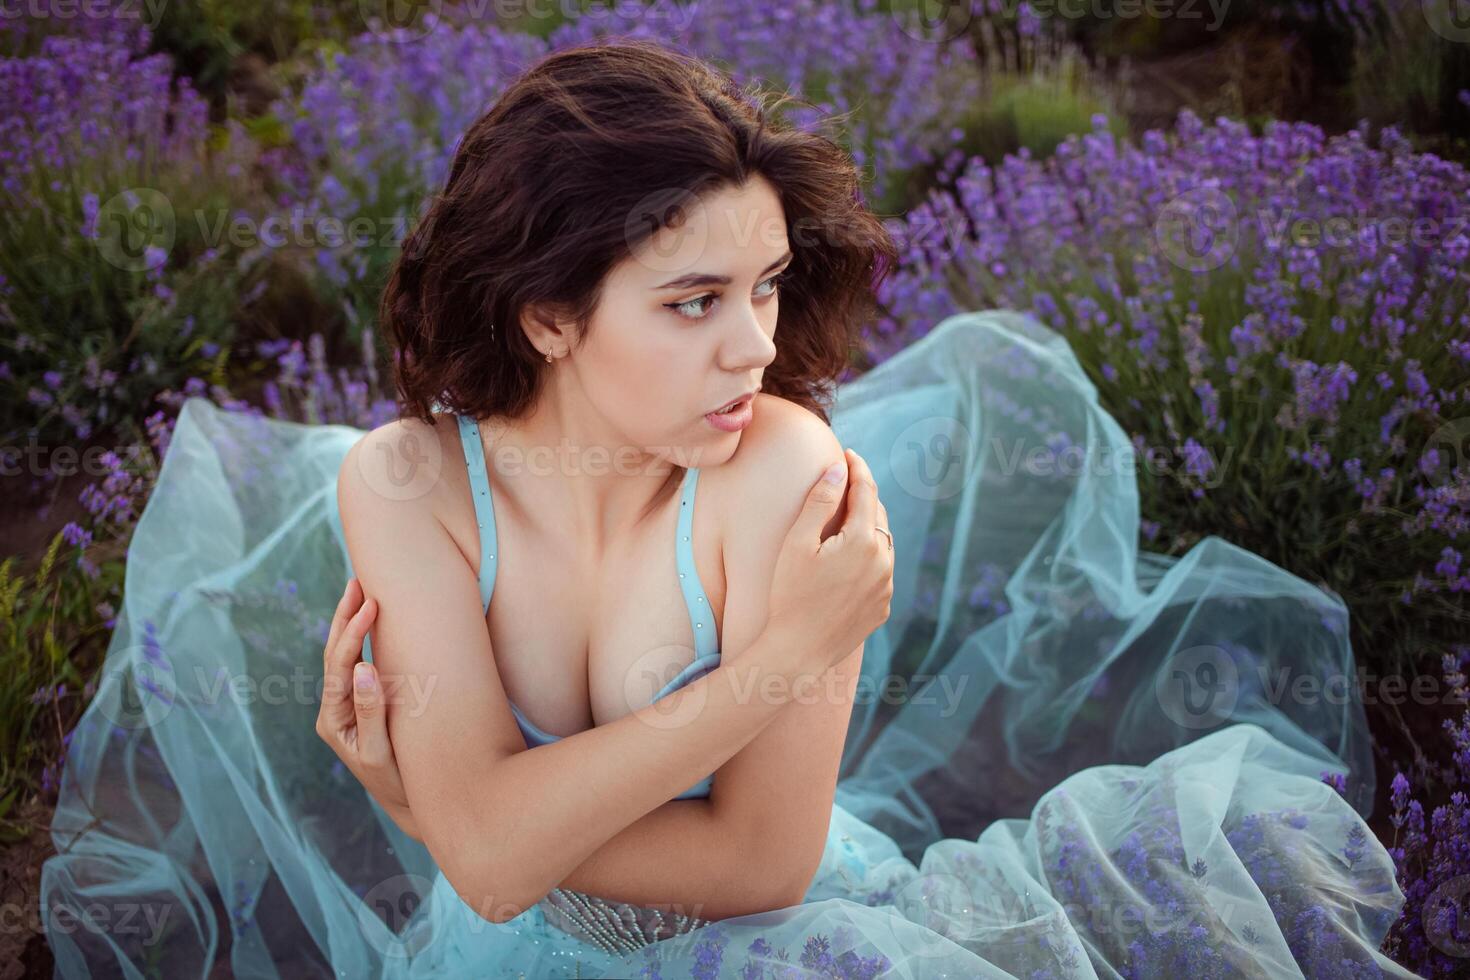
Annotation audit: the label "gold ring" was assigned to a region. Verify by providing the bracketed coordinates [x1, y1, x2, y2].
[874, 526, 892, 550]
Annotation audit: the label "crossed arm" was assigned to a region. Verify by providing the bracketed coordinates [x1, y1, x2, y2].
[326, 404, 862, 922]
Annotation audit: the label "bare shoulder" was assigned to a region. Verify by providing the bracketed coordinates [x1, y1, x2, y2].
[721, 392, 843, 481]
[701, 395, 851, 669]
[337, 414, 465, 545]
[705, 392, 847, 545]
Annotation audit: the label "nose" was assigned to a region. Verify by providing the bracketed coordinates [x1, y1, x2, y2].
[721, 303, 777, 373]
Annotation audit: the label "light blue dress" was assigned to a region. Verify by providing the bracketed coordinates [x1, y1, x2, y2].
[41, 310, 1413, 978]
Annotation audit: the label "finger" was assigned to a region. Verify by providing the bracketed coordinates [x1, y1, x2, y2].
[323, 577, 361, 671]
[321, 597, 376, 731]
[838, 449, 879, 544]
[327, 592, 376, 678]
[873, 483, 895, 560]
[352, 662, 390, 765]
[793, 457, 849, 549]
[875, 497, 892, 553]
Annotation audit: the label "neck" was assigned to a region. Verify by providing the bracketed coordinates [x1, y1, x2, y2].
[486, 387, 684, 553]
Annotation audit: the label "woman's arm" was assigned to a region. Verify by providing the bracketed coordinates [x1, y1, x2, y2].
[315, 577, 421, 841]
[554, 400, 871, 910]
[703, 397, 870, 899]
[323, 600, 837, 918]
[336, 421, 846, 924]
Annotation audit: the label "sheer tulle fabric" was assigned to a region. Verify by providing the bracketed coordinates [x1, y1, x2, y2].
[42, 310, 1412, 978]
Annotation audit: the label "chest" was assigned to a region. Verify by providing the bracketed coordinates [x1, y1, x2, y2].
[454, 472, 727, 740]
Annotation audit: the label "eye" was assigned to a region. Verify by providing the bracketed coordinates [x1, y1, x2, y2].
[754, 271, 785, 298]
[665, 271, 787, 323]
[668, 294, 716, 321]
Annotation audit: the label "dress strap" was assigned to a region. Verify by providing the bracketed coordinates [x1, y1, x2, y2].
[675, 465, 718, 660]
[455, 414, 498, 613]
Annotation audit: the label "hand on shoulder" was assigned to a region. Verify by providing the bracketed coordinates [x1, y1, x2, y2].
[712, 393, 849, 544]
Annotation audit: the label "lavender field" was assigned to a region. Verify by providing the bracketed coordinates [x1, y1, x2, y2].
[2, 0, 1469, 975]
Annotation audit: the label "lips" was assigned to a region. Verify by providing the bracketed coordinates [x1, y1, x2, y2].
[709, 388, 758, 415]
[704, 393, 755, 432]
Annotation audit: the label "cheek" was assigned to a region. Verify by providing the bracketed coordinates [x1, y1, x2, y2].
[598, 328, 697, 422]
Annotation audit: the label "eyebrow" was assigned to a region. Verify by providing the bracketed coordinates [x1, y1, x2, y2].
[653, 250, 794, 290]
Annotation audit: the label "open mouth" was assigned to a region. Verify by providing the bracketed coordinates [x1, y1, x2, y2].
[704, 390, 757, 431]
[709, 389, 757, 416]
[712, 397, 748, 415]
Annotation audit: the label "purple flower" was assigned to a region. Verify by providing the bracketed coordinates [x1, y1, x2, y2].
[4, 22, 242, 447]
[1179, 438, 1215, 482]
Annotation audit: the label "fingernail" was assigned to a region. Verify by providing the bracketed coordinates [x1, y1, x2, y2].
[354, 663, 374, 690]
[822, 462, 845, 484]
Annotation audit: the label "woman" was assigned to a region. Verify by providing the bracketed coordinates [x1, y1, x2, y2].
[45, 40, 1412, 979]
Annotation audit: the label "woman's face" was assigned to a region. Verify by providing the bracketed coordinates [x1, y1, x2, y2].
[563, 174, 788, 471]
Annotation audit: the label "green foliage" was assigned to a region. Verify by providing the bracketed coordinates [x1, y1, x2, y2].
[148, 0, 366, 105]
[966, 66, 1127, 163]
[962, 15, 1130, 167]
[0, 119, 266, 445]
[0, 534, 124, 835]
[493, 0, 598, 39]
[1348, 1, 1470, 163]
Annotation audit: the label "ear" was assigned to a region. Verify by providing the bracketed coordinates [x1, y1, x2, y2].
[518, 301, 577, 356]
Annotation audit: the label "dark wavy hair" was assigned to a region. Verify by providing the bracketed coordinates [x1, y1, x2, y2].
[383, 38, 897, 431]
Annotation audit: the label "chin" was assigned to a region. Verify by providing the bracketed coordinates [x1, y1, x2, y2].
[685, 428, 743, 470]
